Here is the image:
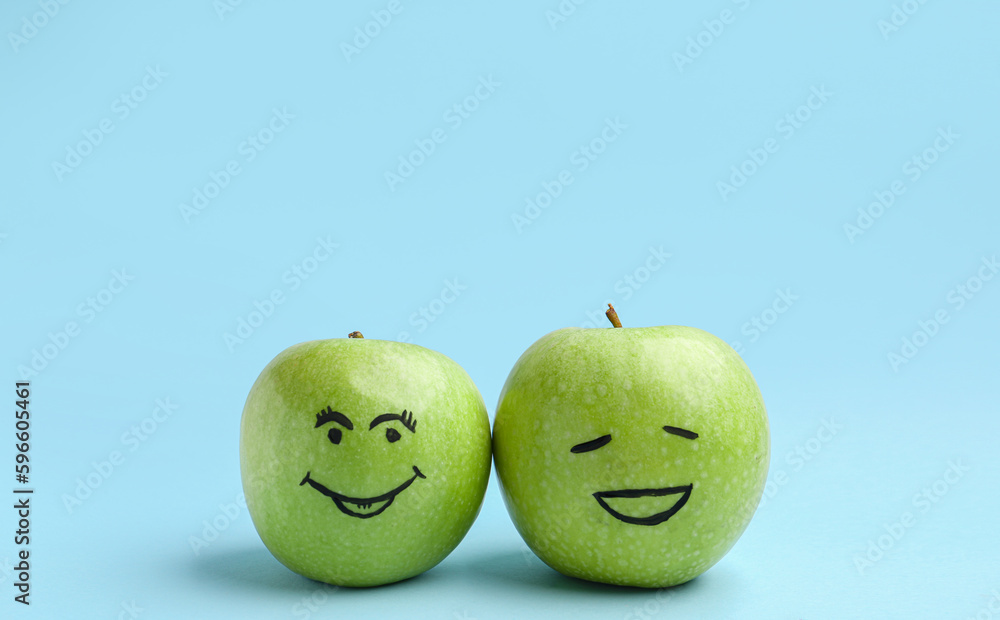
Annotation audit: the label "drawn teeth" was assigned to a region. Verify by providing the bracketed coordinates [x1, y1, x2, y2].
[345, 499, 391, 513]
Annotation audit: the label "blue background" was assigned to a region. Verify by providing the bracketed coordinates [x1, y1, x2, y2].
[3, 1, 999, 618]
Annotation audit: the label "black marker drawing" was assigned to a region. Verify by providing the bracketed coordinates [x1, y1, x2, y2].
[570, 434, 612, 453]
[300, 466, 426, 519]
[303, 407, 424, 518]
[315, 406, 353, 430]
[571, 424, 699, 525]
[662, 425, 699, 440]
[593, 484, 693, 526]
[369, 410, 416, 432]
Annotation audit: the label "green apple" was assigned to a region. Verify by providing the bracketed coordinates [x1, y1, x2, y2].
[240, 333, 491, 587]
[493, 306, 769, 588]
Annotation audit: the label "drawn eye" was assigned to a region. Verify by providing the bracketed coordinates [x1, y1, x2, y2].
[663, 425, 698, 440]
[328, 427, 342, 445]
[571, 434, 612, 454]
[386, 427, 401, 443]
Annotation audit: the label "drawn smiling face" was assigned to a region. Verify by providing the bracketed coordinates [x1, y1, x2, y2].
[300, 406, 426, 519]
[569, 424, 699, 526]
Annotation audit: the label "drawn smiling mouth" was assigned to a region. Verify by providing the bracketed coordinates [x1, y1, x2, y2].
[300, 466, 426, 519]
[593, 484, 693, 526]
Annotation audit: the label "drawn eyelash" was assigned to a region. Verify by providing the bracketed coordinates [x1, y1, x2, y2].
[368, 410, 418, 432]
[400, 409, 416, 432]
[315, 406, 353, 430]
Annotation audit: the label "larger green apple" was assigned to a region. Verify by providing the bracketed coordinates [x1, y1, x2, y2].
[493, 308, 769, 588]
[240, 334, 491, 587]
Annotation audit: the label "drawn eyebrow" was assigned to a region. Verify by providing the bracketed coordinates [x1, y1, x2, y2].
[663, 425, 698, 440]
[369, 410, 417, 432]
[570, 434, 612, 454]
[315, 406, 353, 430]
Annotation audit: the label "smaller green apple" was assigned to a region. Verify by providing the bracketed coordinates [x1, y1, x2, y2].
[240, 332, 491, 587]
[493, 306, 770, 588]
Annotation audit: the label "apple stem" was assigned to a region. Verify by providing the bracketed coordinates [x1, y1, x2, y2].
[348, 331, 364, 338]
[605, 304, 622, 328]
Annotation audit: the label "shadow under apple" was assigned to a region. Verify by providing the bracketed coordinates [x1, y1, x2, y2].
[432, 544, 735, 598]
[185, 541, 740, 608]
[186, 546, 433, 596]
